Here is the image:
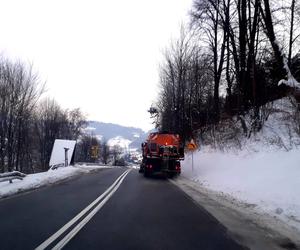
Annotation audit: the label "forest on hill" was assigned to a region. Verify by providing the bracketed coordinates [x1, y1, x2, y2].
[153, 0, 300, 146]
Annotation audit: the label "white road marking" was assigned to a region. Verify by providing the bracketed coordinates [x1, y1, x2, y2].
[35, 169, 131, 250]
[52, 170, 130, 250]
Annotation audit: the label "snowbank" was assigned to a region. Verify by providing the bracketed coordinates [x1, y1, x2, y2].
[0, 165, 112, 199]
[182, 148, 300, 232]
[181, 97, 300, 233]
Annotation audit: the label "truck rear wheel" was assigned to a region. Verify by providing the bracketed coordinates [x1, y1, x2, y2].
[139, 164, 144, 173]
[144, 170, 149, 177]
[168, 172, 175, 178]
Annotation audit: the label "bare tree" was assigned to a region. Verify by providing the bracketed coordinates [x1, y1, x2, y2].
[111, 145, 122, 166]
[191, 0, 227, 120]
[34, 99, 86, 170]
[101, 139, 110, 165]
[288, 0, 296, 67]
[0, 57, 44, 172]
[75, 134, 100, 163]
[259, 0, 299, 87]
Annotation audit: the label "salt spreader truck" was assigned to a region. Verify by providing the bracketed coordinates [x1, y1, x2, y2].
[139, 132, 184, 177]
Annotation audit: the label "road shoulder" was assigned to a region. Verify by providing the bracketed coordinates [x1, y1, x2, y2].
[170, 176, 300, 250]
[0, 165, 115, 201]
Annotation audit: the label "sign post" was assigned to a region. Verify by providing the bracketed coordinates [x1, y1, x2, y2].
[64, 147, 69, 167]
[187, 139, 197, 172]
[192, 151, 194, 172]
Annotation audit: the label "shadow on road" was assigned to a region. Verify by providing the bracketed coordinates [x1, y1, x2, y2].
[141, 173, 180, 181]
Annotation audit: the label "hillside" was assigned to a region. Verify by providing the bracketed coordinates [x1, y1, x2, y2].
[85, 121, 151, 149]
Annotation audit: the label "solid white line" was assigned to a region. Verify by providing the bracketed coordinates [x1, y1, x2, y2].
[35, 169, 130, 250]
[52, 170, 131, 250]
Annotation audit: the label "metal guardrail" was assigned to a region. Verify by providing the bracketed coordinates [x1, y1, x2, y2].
[0, 171, 26, 183]
[50, 163, 65, 170]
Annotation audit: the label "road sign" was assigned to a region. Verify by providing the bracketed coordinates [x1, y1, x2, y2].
[187, 139, 197, 150]
[91, 145, 99, 159]
[187, 139, 197, 172]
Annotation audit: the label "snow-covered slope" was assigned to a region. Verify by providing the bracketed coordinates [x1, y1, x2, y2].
[182, 149, 300, 231]
[182, 97, 300, 232]
[108, 136, 132, 149]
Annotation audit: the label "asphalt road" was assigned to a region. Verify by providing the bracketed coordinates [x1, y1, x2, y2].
[0, 168, 247, 250]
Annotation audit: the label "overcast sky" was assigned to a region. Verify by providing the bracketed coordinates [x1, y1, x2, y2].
[0, 0, 193, 131]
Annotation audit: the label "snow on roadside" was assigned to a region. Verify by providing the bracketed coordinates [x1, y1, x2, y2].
[181, 97, 300, 233]
[0, 165, 112, 199]
[182, 148, 300, 232]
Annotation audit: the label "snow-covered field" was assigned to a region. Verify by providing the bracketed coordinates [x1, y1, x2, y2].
[0, 165, 112, 199]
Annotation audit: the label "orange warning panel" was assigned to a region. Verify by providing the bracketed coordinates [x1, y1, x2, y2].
[187, 139, 197, 150]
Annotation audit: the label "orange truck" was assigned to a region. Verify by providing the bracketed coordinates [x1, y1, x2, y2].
[139, 132, 184, 177]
